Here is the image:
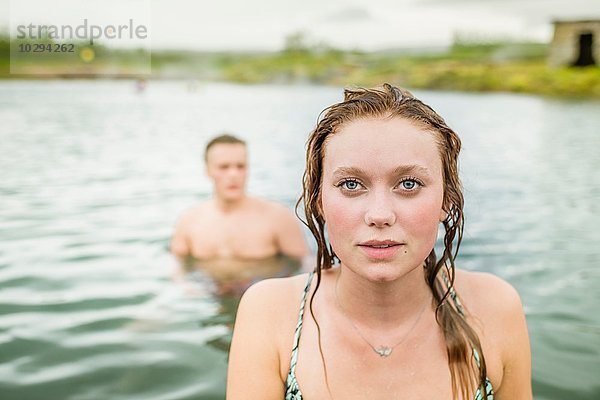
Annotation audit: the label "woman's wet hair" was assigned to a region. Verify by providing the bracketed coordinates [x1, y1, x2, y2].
[296, 83, 489, 399]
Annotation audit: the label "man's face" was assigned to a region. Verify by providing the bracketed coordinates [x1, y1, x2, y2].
[205, 143, 248, 201]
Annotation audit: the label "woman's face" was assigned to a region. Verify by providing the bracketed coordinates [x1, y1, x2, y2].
[321, 116, 446, 282]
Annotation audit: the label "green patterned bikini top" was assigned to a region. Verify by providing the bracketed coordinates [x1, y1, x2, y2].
[284, 272, 494, 400]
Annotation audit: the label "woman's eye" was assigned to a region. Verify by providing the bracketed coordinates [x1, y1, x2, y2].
[341, 180, 360, 190]
[400, 179, 420, 190]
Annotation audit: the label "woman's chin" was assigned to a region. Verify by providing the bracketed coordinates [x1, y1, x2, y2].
[340, 259, 424, 284]
[355, 264, 410, 283]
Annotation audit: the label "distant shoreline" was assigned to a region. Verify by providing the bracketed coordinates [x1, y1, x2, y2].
[2, 38, 599, 98]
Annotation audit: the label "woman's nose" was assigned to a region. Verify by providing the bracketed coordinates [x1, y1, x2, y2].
[364, 192, 396, 227]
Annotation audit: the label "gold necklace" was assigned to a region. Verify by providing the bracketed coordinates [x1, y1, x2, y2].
[334, 273, 429, 358]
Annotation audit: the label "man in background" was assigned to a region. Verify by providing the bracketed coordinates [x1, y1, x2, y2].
[171, 134, 309, 266]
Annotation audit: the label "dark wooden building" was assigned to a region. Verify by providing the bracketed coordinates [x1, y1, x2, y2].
[549, 20, 600, 67]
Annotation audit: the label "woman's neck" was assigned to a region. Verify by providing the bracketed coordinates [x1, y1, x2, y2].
[332, 263, 433, 330]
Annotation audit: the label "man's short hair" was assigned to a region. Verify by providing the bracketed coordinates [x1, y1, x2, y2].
[204, 134, 246, 162]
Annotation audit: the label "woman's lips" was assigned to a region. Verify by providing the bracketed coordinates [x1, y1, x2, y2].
[358, 241, 404, 260]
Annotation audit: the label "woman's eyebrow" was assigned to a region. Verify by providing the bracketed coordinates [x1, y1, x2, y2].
[393, 165, 431, 177]
[332, 165, 431, 179]
[331, 167, 366, 180]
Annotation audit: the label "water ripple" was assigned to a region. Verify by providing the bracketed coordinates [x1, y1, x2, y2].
[1, 81, 599, 400]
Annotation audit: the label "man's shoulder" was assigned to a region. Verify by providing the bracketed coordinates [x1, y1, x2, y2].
[182, 201, 212, 217]
[176, 202, 212, 226]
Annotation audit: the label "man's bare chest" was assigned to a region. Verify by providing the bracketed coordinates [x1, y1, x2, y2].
[187, 214, 277, 258]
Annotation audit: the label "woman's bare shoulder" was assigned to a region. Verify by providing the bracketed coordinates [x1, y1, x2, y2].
[240, 273, 310, 310]
[236, 273, 311, 340]
[454, 269, 523, 317]
[454, 269, 531, 394]
[228, 274, 311, 399]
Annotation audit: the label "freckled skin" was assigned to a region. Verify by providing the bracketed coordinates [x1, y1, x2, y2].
[321, 117, 446, 282]
[227, 105, 532, 400]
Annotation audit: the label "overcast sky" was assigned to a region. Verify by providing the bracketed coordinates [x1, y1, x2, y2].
[2, 0, 599, 51]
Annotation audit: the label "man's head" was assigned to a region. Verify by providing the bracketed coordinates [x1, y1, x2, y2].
[204, 134, 248, 202]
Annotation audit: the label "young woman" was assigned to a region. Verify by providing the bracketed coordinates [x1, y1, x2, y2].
[227, 84, 532, 399]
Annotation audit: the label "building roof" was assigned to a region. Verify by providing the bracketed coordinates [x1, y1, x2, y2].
[552, 19, 600, 25]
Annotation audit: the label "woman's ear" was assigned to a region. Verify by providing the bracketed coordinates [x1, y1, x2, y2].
[439, 204, 449, 222]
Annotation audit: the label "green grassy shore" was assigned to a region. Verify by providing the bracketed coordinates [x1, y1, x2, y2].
[1, 35, 599, 97]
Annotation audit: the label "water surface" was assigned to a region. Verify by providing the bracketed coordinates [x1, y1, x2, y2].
[1, 81, 599, 399]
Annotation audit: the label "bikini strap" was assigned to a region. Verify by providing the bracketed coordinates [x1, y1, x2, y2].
[288, 272, 315, 375]
[441, 269, 465, 316]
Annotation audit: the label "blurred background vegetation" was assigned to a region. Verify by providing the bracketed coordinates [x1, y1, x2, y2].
[1, 32, 599, 97]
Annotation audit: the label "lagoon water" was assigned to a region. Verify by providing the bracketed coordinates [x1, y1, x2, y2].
[1, 81, 599, 399]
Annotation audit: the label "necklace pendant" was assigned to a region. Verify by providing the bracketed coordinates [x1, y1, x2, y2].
[375, 346, 392, 358]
